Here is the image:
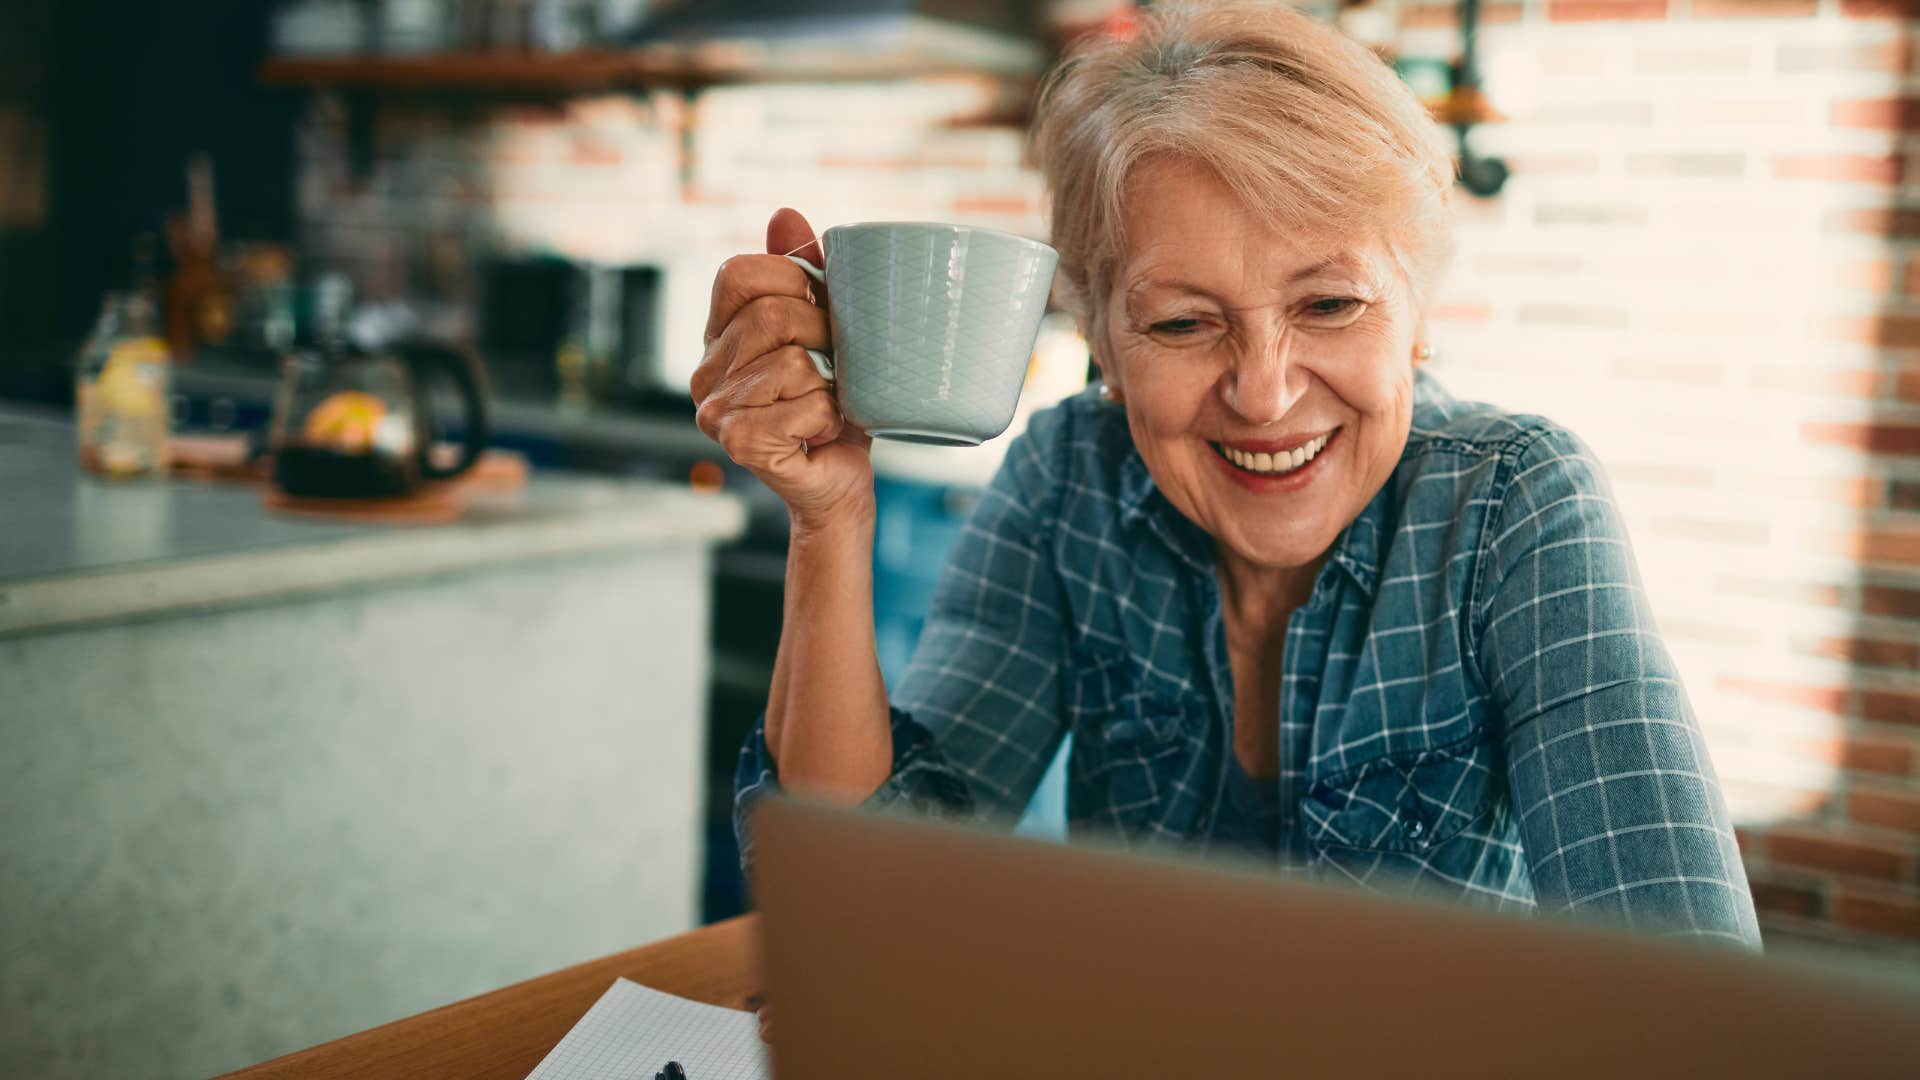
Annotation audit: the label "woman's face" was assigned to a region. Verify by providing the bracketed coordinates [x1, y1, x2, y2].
[1096, 157, 1425, 574]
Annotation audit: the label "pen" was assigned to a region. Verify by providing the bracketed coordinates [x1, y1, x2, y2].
[658, 1061, 687, 1080]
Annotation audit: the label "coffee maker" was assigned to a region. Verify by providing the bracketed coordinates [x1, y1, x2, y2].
[479, 258, 665, 408]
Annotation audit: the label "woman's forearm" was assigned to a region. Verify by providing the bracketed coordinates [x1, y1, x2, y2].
[764, 503, 893, 802]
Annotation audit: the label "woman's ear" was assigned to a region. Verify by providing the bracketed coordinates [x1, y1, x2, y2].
[1083, 306, 1125, 403]
[1089, 347, 1125, 405]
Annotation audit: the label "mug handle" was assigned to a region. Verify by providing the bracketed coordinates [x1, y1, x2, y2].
[783, 254, 836, 383]
[399, 342, 491, 482]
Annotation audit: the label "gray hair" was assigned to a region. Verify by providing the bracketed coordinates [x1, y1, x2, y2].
[1031, 1, 1458, 328]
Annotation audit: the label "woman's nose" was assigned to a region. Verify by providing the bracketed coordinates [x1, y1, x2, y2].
[1223, 332, 1306, 424]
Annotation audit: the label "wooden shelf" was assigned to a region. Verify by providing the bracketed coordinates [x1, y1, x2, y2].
[259, 42, 1039, 94]
[262, 49, 700, 92]
[264, 50, 1477, 134]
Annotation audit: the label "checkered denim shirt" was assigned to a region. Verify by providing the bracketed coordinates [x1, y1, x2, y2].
[737, 371, 1762, 948]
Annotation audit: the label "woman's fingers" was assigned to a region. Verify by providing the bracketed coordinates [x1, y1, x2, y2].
[704, 253, 820, 347]
[695, 344, 833, 433]
[718, 386, 844, 467]
[701, 380, 844, 483]
[767, 207, 822, 268]
[712, 294, 830, 381]
[756, 1004, 773, 1044]
[691, 294, 829, 403]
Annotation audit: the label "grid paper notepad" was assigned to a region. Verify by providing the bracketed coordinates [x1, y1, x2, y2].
[524, 978, 770, 1080]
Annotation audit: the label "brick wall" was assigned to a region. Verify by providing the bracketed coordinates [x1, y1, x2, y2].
[1396, 0, 1920, 954]
[292, 76, 1045, 387]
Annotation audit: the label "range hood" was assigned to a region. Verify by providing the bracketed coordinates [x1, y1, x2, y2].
[630, 0, 1046, 79]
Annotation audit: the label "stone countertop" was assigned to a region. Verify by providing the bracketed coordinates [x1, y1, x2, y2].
[0, 406, 746, 638]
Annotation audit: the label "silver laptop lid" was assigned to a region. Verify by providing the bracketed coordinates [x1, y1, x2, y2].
[752, 796, 1920, 1080]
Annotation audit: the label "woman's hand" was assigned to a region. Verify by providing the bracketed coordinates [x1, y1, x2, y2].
[756, 1003, 772, 1044]
[693, 208, 873, 532]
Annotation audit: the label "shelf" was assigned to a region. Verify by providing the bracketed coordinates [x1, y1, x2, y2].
[260, 49, 659, 92]
[1430, 86, 1503, 128]
[260, 37, 1041, 94]
[264, 50, 1483, 139]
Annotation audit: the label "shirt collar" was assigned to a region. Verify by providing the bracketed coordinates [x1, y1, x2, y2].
[1325, 486, 1386, 599]
[1117, 440, 1159, 526]
[1321, 371, 1454, 598]
[1118, 447, 1217, 575]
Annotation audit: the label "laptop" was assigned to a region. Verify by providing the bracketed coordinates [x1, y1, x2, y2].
[750, 796, 1920, 1079]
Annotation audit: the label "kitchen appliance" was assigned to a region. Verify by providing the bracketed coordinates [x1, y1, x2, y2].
[480, 258, 665, 408]
[269, 278, 490, 499]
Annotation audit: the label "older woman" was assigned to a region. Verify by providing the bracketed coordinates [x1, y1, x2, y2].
[693, 2, 1760, 948]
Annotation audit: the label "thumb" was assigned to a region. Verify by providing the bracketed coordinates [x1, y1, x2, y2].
[767, 207, 823, 268]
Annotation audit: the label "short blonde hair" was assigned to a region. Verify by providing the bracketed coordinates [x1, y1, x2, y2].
[1031, 1, 1457, 327]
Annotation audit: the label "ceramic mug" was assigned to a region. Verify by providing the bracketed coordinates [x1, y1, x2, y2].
[784, 222, 1059, 446]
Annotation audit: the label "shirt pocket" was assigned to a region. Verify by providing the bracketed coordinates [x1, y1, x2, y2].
[1300, 733, 1498, 860]
[1066, 655, 1201, 838]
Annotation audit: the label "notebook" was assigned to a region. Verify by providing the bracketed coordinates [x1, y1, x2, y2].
[524, 978, 770, 1080]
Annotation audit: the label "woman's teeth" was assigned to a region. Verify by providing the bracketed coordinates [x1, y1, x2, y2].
[1216, 432, 1331, 475]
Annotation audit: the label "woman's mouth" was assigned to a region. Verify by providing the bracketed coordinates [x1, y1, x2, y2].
[1212, 432, 1332, 475]
[1207, 428, 1339, 490]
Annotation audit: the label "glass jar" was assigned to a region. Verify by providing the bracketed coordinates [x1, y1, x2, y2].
[75, 291, 173, 478]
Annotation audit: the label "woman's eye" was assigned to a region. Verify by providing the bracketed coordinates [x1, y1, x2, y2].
[1308, 298, 1361, 317]
[1150, 318, 1203, 336]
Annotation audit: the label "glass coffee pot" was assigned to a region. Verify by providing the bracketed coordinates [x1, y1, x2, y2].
[268, 277, 489, 499]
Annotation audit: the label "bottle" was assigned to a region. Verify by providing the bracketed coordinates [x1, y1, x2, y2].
[554, 268, 602, 414]
[76, 291, 173, 478]
[164, 154, 233, 359]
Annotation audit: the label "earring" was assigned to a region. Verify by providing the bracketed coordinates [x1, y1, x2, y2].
[1099, 382, 1125, 405]
[1415, 343, 1433, 363]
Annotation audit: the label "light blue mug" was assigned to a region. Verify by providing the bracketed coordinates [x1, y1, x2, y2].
[785, 222, 1059, 446]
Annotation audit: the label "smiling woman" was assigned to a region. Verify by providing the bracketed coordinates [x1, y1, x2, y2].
[696, 1, 1762, 951]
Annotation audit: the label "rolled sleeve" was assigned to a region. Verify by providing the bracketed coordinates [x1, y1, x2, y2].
[1476, 426, 1762, 949]
[732, 706, 978, 873]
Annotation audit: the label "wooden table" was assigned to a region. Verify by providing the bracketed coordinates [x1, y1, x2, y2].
[218, 916, 762, 1079]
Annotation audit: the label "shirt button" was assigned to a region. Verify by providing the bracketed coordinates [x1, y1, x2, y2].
[1404, 816, 1426, 841]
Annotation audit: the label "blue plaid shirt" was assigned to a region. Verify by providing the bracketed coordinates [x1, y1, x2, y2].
[737, 371, 1762, 947]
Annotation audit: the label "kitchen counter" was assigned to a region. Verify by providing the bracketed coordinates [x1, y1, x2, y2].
[1, 404, 747, 1079]
[0, 406, 744, 636]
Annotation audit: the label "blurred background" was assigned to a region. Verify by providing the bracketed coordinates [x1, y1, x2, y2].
[5, 0, 1920, 1076]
